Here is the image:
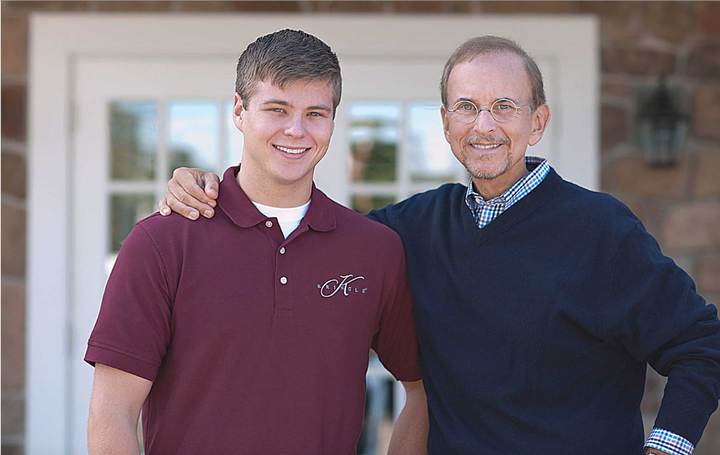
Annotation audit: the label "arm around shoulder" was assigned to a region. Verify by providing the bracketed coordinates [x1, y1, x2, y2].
[159, 167, 220, 220]
[88, 363, 152, 455]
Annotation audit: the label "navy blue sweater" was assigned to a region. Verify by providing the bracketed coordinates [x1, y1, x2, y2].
[370, 168, 720, 454]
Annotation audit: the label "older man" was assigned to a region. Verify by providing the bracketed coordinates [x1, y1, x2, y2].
[164, 36, 720, 455]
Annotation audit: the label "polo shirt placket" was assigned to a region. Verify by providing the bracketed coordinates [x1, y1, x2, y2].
[267, 217, 302, 347]
[263, 217, 293, 312]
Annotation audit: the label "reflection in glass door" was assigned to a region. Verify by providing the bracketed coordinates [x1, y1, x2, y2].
[348, 100, 463, 215]
[105, 99, 242, 270]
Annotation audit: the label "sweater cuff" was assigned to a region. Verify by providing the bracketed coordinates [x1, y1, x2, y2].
[644, 428, 694, 455]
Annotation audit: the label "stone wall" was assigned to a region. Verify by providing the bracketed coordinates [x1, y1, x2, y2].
[2, 2, 719, 454]
[2, 3, 30, 454]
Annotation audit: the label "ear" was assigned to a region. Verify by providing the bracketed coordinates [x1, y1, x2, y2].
[528, 104, 550, 147]
[440, 105, 451, 142]
[232, 93, 246, 132]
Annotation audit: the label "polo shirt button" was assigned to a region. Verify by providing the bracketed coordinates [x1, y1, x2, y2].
[279, 276, 288, 285]
[265, 220, 273, 228]
[279, 247, 286, 255]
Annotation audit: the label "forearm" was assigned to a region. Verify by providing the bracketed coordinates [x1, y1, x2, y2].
[387, 381, 428, 455]
[88, 409, 141, 455]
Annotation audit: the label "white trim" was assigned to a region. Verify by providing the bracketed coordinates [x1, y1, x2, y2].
[28, 14, 597, 454]
[106, 182, 158, 193]
[28, 16, 73, 454]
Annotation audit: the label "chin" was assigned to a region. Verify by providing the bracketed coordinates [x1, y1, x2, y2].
[272, 169, 312, 186]
[466, 158, 510, 181]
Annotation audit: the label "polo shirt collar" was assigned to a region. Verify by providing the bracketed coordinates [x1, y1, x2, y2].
[217, 166, 336, 232]
[303, 185, 337, 232]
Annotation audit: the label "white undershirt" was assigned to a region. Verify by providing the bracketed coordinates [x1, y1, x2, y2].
[252, 200, 311, 239]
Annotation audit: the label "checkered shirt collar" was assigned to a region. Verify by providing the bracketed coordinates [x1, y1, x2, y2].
[464, 157, 550, 229]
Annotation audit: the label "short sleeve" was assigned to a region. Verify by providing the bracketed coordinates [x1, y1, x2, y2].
[371, 237, 422, 382]
[84, 223, 174, 382]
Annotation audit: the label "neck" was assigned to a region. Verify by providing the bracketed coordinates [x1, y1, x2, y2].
[237, 164, 312, 208]
[471, 157, 529, 200]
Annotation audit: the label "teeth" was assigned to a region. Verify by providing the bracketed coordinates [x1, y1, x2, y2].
[471, 144, 501, 149]
[276, 145, 308, 154]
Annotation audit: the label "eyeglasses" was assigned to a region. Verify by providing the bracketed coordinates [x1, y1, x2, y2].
[446, 98, 531, 124]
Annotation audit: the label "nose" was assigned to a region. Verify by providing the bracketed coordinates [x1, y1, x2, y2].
[284, 114, 306, 138]
[473, 109, 496, 133]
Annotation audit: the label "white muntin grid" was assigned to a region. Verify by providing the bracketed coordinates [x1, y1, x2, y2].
[105, 97, 234, 256]
[346, 99, 466, 211]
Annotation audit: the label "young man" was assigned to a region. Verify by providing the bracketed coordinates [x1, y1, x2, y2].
[165, 36, 720, 455]
[85, 30, 426, 455]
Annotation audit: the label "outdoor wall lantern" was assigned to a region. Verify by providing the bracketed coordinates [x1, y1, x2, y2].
[637, 77, 690, 167]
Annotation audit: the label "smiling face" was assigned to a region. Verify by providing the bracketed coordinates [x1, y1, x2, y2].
[233, 78, 335, 192]
[441, 52, 550, 196]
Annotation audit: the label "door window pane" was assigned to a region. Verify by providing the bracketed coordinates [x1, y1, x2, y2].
[408, 103, 455, 182]
[109, 101, 157, 180]
[109, 194, 155, 254]
[351, 195, 396, 214]
[349, 103, 400, 183]
[168, 101, 220, 176]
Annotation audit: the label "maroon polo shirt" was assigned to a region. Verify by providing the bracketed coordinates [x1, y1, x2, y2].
[85, 167, 421, 455]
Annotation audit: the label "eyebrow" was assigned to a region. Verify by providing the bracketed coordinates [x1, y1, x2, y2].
[454, 96, 521, 104]
[260, 99, 333, 112]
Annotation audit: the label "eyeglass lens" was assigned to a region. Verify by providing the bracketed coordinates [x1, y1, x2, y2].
[451, 99, 520, 123]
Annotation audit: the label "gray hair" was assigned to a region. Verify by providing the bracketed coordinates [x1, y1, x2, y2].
[235, 29, 342, 110]
[440, 35, 546, 110]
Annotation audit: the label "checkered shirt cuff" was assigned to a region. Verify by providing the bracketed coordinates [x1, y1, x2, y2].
[644, 427, 694, 455]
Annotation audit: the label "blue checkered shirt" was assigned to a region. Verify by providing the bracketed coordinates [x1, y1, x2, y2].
[645, 428, 694, 455]
[465, 156, 549, 229]
[464, 157, 695, 455]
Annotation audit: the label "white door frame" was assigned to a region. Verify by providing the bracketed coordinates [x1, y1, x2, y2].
[29, 13, 597, 454]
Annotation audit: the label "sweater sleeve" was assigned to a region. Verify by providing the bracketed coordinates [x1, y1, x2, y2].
[606, 223, 720, 445]
[367, 204, 393, 228]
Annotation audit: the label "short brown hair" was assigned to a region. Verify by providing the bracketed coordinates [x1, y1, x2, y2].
[235, 29, 342, 110]
[440, 35, 546, 110]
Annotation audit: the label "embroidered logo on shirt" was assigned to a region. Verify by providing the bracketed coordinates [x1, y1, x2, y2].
[317, 274, 368, 298]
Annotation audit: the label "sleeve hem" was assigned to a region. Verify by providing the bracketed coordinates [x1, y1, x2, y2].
[84, 342, 159, 382]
